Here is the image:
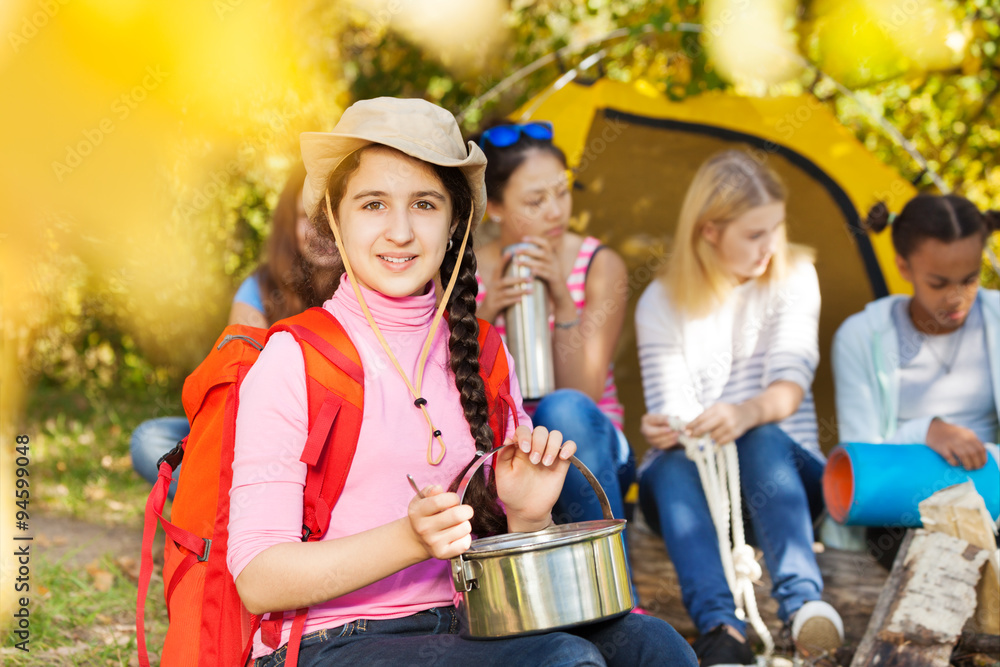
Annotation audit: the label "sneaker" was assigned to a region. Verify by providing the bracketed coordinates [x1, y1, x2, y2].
[692, 625, 756, 667]
[791, 601, 844, 657]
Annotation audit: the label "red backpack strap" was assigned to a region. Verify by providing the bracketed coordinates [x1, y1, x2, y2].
[260, 308, 365, 661]
[476, 319, 517, 448]
[269, 307, 364, 541]
[138, 450, 201, 667]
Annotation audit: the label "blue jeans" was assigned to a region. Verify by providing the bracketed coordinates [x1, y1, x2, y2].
[532, 390, 635, 525]
[130, 416, 189, 500]
[255, 605, 696, 667]
[638, 424, 825, 635]
[533, 390, 639, 603]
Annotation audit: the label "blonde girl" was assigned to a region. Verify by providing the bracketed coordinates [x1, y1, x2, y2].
[635, 149, 842, 665]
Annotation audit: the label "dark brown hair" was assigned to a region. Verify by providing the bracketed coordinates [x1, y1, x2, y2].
[257, 163, 343, 324]
[864, 194, 1000, 259]
[470, 121, 568, 204]
[316, 146, 507, 536]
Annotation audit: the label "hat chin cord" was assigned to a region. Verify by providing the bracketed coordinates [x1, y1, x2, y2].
[324, 190, 475, 466]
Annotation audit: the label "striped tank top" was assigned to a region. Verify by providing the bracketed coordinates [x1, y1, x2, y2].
[476, 236, 626, 429]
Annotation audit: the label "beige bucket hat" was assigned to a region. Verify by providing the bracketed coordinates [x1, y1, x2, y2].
[300, 97, 487, 224]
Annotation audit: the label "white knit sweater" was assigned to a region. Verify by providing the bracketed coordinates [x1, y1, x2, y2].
[635, 259, 823, 465]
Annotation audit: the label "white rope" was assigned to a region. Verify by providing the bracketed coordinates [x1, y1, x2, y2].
[669, 417, 775, 658]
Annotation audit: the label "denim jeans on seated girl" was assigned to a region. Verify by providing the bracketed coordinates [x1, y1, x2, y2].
[254, 605, 696, 667]
[639, 423, 826, 635]
[532, 389, 640, 603]
[130, 416, 189, 500]
[531, 389, 635, 526]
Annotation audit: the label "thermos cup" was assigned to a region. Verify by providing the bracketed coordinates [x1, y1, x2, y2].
[502, 243, 555, 399]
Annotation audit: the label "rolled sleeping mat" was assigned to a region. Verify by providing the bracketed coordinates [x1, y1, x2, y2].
[823, 443, 1000, 527]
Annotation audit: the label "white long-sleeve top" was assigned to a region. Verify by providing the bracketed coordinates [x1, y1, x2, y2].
[832, 289, 1000, 446]
[635, 259, 823, 468]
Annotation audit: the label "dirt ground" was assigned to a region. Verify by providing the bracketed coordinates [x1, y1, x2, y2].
[36, 513, 158, 568]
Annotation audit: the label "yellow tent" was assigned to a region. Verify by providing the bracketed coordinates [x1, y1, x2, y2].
[513, 78, 917, 454]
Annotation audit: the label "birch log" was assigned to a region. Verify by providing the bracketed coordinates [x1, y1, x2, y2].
[918, 481, 1000, 635]
[850, 530, 988, 667]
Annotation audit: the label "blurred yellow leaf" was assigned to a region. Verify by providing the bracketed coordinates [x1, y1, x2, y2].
[85, 561, 114, 593]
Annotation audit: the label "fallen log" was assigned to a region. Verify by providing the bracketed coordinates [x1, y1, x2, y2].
[849, 530, 989, 667]
[918, 481, 1000, 636]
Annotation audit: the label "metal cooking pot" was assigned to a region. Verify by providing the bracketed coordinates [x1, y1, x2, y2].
[452, 444, 633, 638]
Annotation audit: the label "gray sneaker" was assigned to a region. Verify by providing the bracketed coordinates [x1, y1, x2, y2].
[791, 601, 844, 657]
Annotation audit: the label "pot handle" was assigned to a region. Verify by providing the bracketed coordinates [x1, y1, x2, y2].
[455, 442, 614, 521]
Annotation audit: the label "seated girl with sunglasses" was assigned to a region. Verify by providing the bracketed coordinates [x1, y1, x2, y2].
[472, 121, 639, 588]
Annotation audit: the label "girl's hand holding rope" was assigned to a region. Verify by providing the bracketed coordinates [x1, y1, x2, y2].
[640, 413, 681, 450]
[686, 402, 760, 446]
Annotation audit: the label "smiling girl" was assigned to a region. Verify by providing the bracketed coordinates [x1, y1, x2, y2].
[635, 149, 842, 665]
[226, 98, 693, 667]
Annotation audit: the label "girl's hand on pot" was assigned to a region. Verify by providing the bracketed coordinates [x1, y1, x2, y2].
[640, 413, 681, 450]
[496, 425, 576, 532]
[407, 485, 474, 560]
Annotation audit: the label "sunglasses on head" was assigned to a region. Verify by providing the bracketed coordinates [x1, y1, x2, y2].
[478, 121, 554, 149]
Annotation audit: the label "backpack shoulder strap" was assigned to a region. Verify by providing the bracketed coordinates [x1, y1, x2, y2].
[260, 309, 366, 660]
[475, 319, 518, 448]
[269, 308, 363, 385]
[269, 307, 364, 541]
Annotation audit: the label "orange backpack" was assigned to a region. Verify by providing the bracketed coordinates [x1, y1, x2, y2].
[137, 309, 514, 667]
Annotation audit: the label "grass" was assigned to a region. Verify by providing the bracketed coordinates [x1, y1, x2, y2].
[1, 554, 168, 666]
[1, 381, 181, 664]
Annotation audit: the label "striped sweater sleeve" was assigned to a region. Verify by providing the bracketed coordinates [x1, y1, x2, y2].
[634, 281, 704, 421]
[762, 260, 821, 391]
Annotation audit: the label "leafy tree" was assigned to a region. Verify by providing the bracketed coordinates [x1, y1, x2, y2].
[314, 0, 998, 285]
[21, 0, 999, 392]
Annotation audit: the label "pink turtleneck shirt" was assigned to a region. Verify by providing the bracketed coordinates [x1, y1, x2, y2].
[227, 274, 529, 657]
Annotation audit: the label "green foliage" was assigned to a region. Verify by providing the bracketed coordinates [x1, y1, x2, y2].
[22, 0, 999, 401]
[323, 0, 998, 285]
[17, 224, 182, 405]
[826, 1, 999, 286]
[28, 298, 179, 404]
[324, 0, 722, 127]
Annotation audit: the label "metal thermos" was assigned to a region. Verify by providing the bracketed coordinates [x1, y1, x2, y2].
[502, 243, 555, 399]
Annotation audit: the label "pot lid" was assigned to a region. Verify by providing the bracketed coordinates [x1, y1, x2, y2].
[463, 519, 626, 558]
